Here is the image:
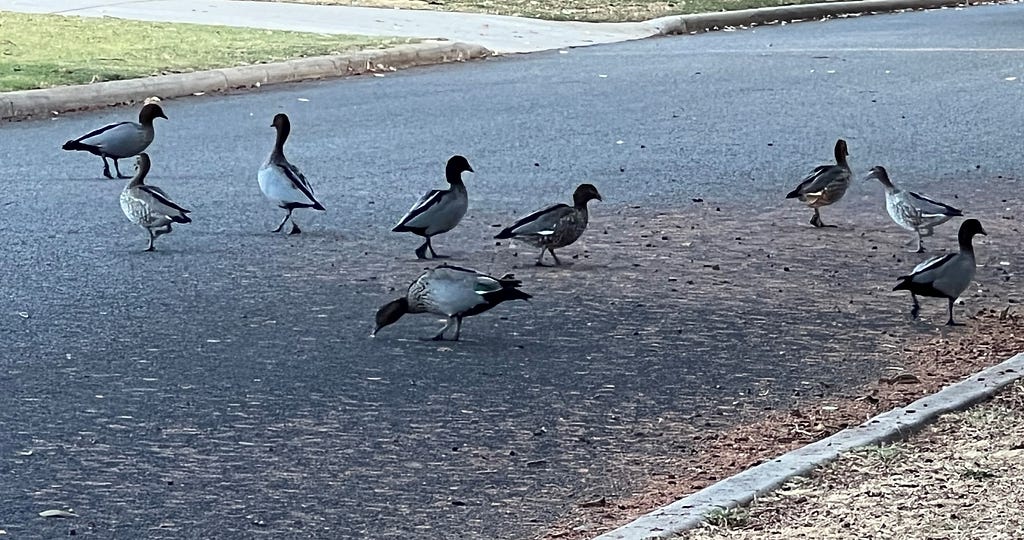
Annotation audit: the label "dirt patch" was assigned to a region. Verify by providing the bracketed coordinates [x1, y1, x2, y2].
[532, 197, 1023, 539]
[683, 379, 1024, 539]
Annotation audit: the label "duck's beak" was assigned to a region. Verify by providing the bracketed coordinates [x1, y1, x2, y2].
[467, 165, 475, 173]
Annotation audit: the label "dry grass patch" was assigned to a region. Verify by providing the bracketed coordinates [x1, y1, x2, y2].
[683, 380, 1024, 539]
[247, 0, 844, 22]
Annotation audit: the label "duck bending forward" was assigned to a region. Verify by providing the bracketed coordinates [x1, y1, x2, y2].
[372, 264, 531, 341]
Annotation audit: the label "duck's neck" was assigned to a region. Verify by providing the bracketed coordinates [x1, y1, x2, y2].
[445, 167, 465, 188]
[128, 166, 148, 188]
[271, 123, 290, 159]
[835, 148, 849, 168]
[874, 172, 895, 191]
[958, 232, 976, 256]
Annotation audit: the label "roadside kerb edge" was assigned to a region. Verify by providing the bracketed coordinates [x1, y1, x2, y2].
[594, 351, 1024, 540]
[647, 0, 974, 35]
[0, 41, 490, 121]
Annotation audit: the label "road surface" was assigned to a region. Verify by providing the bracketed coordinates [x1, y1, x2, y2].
[1, 3, 1023, 538]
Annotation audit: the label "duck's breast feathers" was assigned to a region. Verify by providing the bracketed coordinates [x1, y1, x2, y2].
[886, 192, 921, 231]
[495, 204, 572, 238]
[907, 191, 963, 217]
[393, 187, 467, 234]
[65, 121, 152, 157]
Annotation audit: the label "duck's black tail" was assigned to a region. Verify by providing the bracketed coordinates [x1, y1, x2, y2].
[494, 275, 532, 303]
[892, 276, 913, 291]
[494, 227, 515, 240]
[62, 139, 97, 153]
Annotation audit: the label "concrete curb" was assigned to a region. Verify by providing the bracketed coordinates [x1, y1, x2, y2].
[594, 352, 1024, 540]
[0, 41, 490, 121]
[646, 0, 973, 36]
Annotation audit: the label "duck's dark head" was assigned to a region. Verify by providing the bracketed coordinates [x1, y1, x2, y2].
[572, 183, 603, 207]
[372, 297, 409, 337]
[866, 166, 893, 188]
[271, 113, 291, 130]
[445, 155, 474, 183]
[139, 103, 168, 124]
[834, 139, 849, 161]
[958, 218, 987, 244]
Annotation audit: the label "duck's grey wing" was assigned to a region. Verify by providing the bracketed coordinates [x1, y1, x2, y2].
[905, 253, 956, 282]
[495, 204, 572, 238]
[908, 191, 963, 217]
[136, 185, 192, 222]
[394, 189, 444, 229]
[787, 165, 837, 197]
[277, 161, 320, 205]
[71, 121, 131, 144]
[284, 162, 314, 195]
[434, 264, 502, 292]
[138, 186, 190, 215]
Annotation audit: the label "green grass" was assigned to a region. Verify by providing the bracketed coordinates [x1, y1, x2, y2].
[248, 0, 843, 23]
[0, 12, 412, 92]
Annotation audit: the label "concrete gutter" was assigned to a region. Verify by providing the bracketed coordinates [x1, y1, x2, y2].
[0, 41, 489, 121]
[594, 352, 1024, 540]
[646, 0, 976, 35]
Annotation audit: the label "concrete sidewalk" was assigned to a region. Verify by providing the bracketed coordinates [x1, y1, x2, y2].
[0, 0, 661, 54]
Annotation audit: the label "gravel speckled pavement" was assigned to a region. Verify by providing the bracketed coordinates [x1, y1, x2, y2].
[1, 3, 1023, 539]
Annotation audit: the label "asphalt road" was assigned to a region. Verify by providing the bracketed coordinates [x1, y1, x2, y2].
[2, 4, 1024, 538]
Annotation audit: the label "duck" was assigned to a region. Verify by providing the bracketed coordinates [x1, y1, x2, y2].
[494, 183, 603, 266]
[785, 139, 852, 228]
[372, 264, 531, 341]
[867, 166, 963, 253]
[62, 103, 167, 179]
[257, 113, 325, 235]
[119, 153, 192, 251]
[893, 218, 986, 326]
[392, 155, 474, 259]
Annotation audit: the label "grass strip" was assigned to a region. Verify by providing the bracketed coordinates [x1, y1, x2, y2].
[0, 11, 411, 91]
